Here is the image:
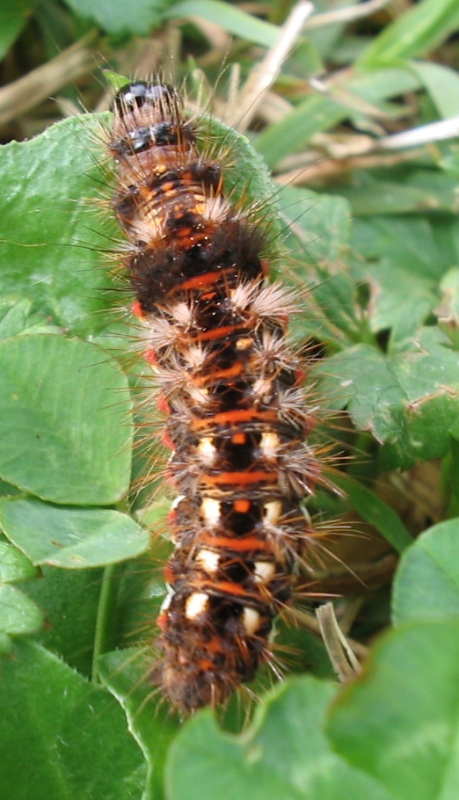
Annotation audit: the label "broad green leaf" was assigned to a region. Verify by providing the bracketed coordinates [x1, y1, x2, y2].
[393, 520, 459, 623]
[0, 540, 37, 582]
[63, 0, 165, 34]
[0, 498, 149, 568]
[273, 185, 358, 345]
[0, 583, 44, 635]
[196, 113, 282, 241]
[0, 295, 57, 339]
[278, 185, 352, 266]
[0, 640, 145, 800]
[24, 564, 104, 676]
[166, 677, 391, 800]
[316, 327, 459, 469]
[100, 648, 179, 800]
[0, 633, 13, 654]
[350, 215, 454, 341]
[363, 259, 436, 343]
[0, 334, 133, 505]
[329, 619, 459, 800]
[352, 216, 451, 282]
[358, 0, 459, 67]
[0, 114, 117, 337]
[436, 268, 459, 348]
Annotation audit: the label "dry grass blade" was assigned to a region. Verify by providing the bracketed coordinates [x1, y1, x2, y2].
[316, 602, 363, 682]
[0, 31, 99, 127]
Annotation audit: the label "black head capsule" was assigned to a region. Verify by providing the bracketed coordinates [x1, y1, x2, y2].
[113, 81, 177, 116]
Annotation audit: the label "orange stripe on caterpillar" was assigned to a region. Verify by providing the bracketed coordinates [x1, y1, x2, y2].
[191, 409, 280, 429]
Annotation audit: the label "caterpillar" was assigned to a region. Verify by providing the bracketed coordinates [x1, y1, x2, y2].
[108, 79, 332, 714]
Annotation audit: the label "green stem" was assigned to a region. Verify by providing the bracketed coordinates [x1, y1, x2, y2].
[92, 563, 121, 683]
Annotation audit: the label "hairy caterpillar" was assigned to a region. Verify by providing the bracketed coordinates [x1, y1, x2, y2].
[107, 79, 335, 715]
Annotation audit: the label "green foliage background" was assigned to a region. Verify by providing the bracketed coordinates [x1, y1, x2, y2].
[1, 1, 459, 798]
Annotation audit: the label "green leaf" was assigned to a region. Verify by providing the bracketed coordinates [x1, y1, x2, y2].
[103, 70, 130, 91]
[0, 0, 34, 60]
[436, 268, 459, 348]
[335, 475, 413, 554]
[0, 114, 117, 337]
[278, 185, 352, 266]
[273, 185, 358, 346]
[358, 0, 459, 67]
[0, 633, 13, 654]
[350, 216, 453, 344]
[0, 540, 37, 582]
[0, 334, 133, 505]
[63, 0, 165, 35]
[408, 61, 459, 119]
[328, 169, 459, 216]
[0, 640, 145, 800]
[329, 619, 459, 800]
[352, 216, 450, 282]
[255, 68, 421, 168]
[393, 520, 459, 623]
[196, 114, 282, 241]
[100, 649, 179, 800]
[165, 0, 279, 47]
[306, 0, 360, 62]
[166, 677, 391, 800]
[0, 498, 149, 568]
[441, 150, 459, 181]
[0, 584, 44, 636]
[317, 327, 459, 469]
[355, 257, 437, 346]
[0, 296, 49, 340]
[255, 93, 349, 169]
[24, 565, 104, 676]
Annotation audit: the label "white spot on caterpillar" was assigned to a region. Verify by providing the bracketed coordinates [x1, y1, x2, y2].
[170, 302, 193, 326]
[197, 548, 220, 574]
[204, 196, 231, 220]
[277, 387, 311, 427]
[185, 384, 209, 406]
[235, 337, 254, 351]
[263, 500, 282, 525]
[182, 345, 207, 369]
[242, 607, 261, 635]
[250, 283, 300, 321]
[229, 280, 260, 312]
[253, 331, 294, 373]
[252, 376, 273, 401]
[132, 218, 163, 241]
[254, 561, 275, 582]
[201, 497, 221, 525]
[144, 316, 180, 348]
[185, 592, 209, 620]
[229, 280, 300, 322]
[260, 431, 280, 459]
[197, 437, 216, 465]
